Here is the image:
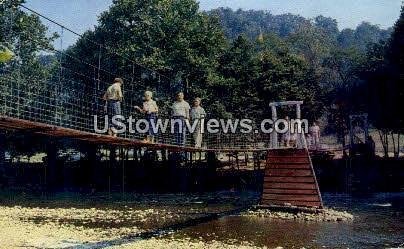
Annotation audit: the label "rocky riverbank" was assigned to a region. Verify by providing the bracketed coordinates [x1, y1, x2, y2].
[0, 204, 264, 249]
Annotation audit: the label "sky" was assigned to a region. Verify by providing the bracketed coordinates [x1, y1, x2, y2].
[24, 0, 402, 48]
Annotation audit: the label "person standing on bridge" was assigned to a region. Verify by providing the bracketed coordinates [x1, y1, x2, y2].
[171, 92, 190, 146]
[281, 116, 291, 147]
[103, 78, 123, 137]
[135, 90, 159, 143]
[190, 97, 206, 148]
[310, 122, 321, 149]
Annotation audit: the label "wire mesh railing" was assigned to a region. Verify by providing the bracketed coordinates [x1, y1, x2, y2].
[0, 3, 280, 151]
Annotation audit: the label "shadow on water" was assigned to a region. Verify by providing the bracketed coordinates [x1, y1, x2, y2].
[70, 205, 252, 249]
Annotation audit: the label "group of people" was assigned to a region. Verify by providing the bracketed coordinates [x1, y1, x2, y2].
[103, 78, 322, 149]
[103, 78, 206, 148]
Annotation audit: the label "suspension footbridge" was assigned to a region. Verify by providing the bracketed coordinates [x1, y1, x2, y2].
[0, 4, 323, 208]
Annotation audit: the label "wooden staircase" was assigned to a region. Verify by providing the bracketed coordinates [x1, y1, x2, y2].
[261, 148, 323, 208]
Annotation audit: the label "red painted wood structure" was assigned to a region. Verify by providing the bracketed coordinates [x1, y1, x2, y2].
[261, 148, 323, 208]
[261, 101, 323, 208]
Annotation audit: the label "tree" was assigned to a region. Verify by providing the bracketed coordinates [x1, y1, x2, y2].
[215, 35, 260, 118]
[287, 23, 332, 69]
[383, 5, 404, 157]
[359, 6, 403, 157]
[322, 47, 365, 150]
[256, 34, 325, 120]
[338, 22, 392, 51]
[385, 5, 404, 134]
[314, 15, 339, 43]
[68, 0, 227, 109]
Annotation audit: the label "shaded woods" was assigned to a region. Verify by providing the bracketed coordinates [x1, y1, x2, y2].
[0, 0, 403, 158]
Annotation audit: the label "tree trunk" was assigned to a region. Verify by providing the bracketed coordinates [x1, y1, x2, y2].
[391, 132, 397, 158]
[341, 133, 347, 157]
[378, 130, 389, 158]
[385, 131, 389, 157]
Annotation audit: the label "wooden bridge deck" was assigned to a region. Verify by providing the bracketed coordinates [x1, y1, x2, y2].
[0, 116, 268, 153]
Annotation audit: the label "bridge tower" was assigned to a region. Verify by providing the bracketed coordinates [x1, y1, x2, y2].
[262, 101, 323, 209]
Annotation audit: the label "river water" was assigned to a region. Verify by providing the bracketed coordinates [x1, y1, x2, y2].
[173, 193, 404, 248]
[0, 192, 403, 248]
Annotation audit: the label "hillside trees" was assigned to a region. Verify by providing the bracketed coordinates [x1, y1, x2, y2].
[359, 6, 403, 157]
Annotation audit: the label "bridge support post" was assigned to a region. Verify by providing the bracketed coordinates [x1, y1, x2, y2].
[207, 151, 219, 169]
[83, 143, 98, 192]
[45, 139, 58, 191]
[295, 103, 304, 149]
[0, 132, 6, 187]
[109, 146, 117, 164]
[269, 101, 305, 149]
[270, 105, 278, 148]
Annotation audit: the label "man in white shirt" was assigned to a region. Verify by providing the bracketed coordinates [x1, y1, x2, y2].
[190, 97, 206, 148]
[103, 78, 123, 137]
[171, 92, 190, 146]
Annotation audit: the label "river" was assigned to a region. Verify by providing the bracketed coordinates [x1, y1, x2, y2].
[175, 193, 404, 248]
[0, 192, 402, 248]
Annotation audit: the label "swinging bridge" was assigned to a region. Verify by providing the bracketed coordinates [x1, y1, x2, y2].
[0, 4, 323, 208]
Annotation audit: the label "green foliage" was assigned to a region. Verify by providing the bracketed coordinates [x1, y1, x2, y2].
[68, 0, 227, 103]
[208, 8, 391, 51]
[360, 6, 404, 133]
[0, 0, 57, 84]
[208, 8, 308, 40]
[314, 15, 339, 42]
[256, 36, 324, 120]
[0, 46, 14, 63]
[287, 23, 333, 68]
[66, 0, 395, 123]
[214, 35, 260, 118]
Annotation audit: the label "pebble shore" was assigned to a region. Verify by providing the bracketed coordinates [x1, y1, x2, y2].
[242, 206, 354, 222]
[0, 203, 352, 248]
[0, 205, 261, 248]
